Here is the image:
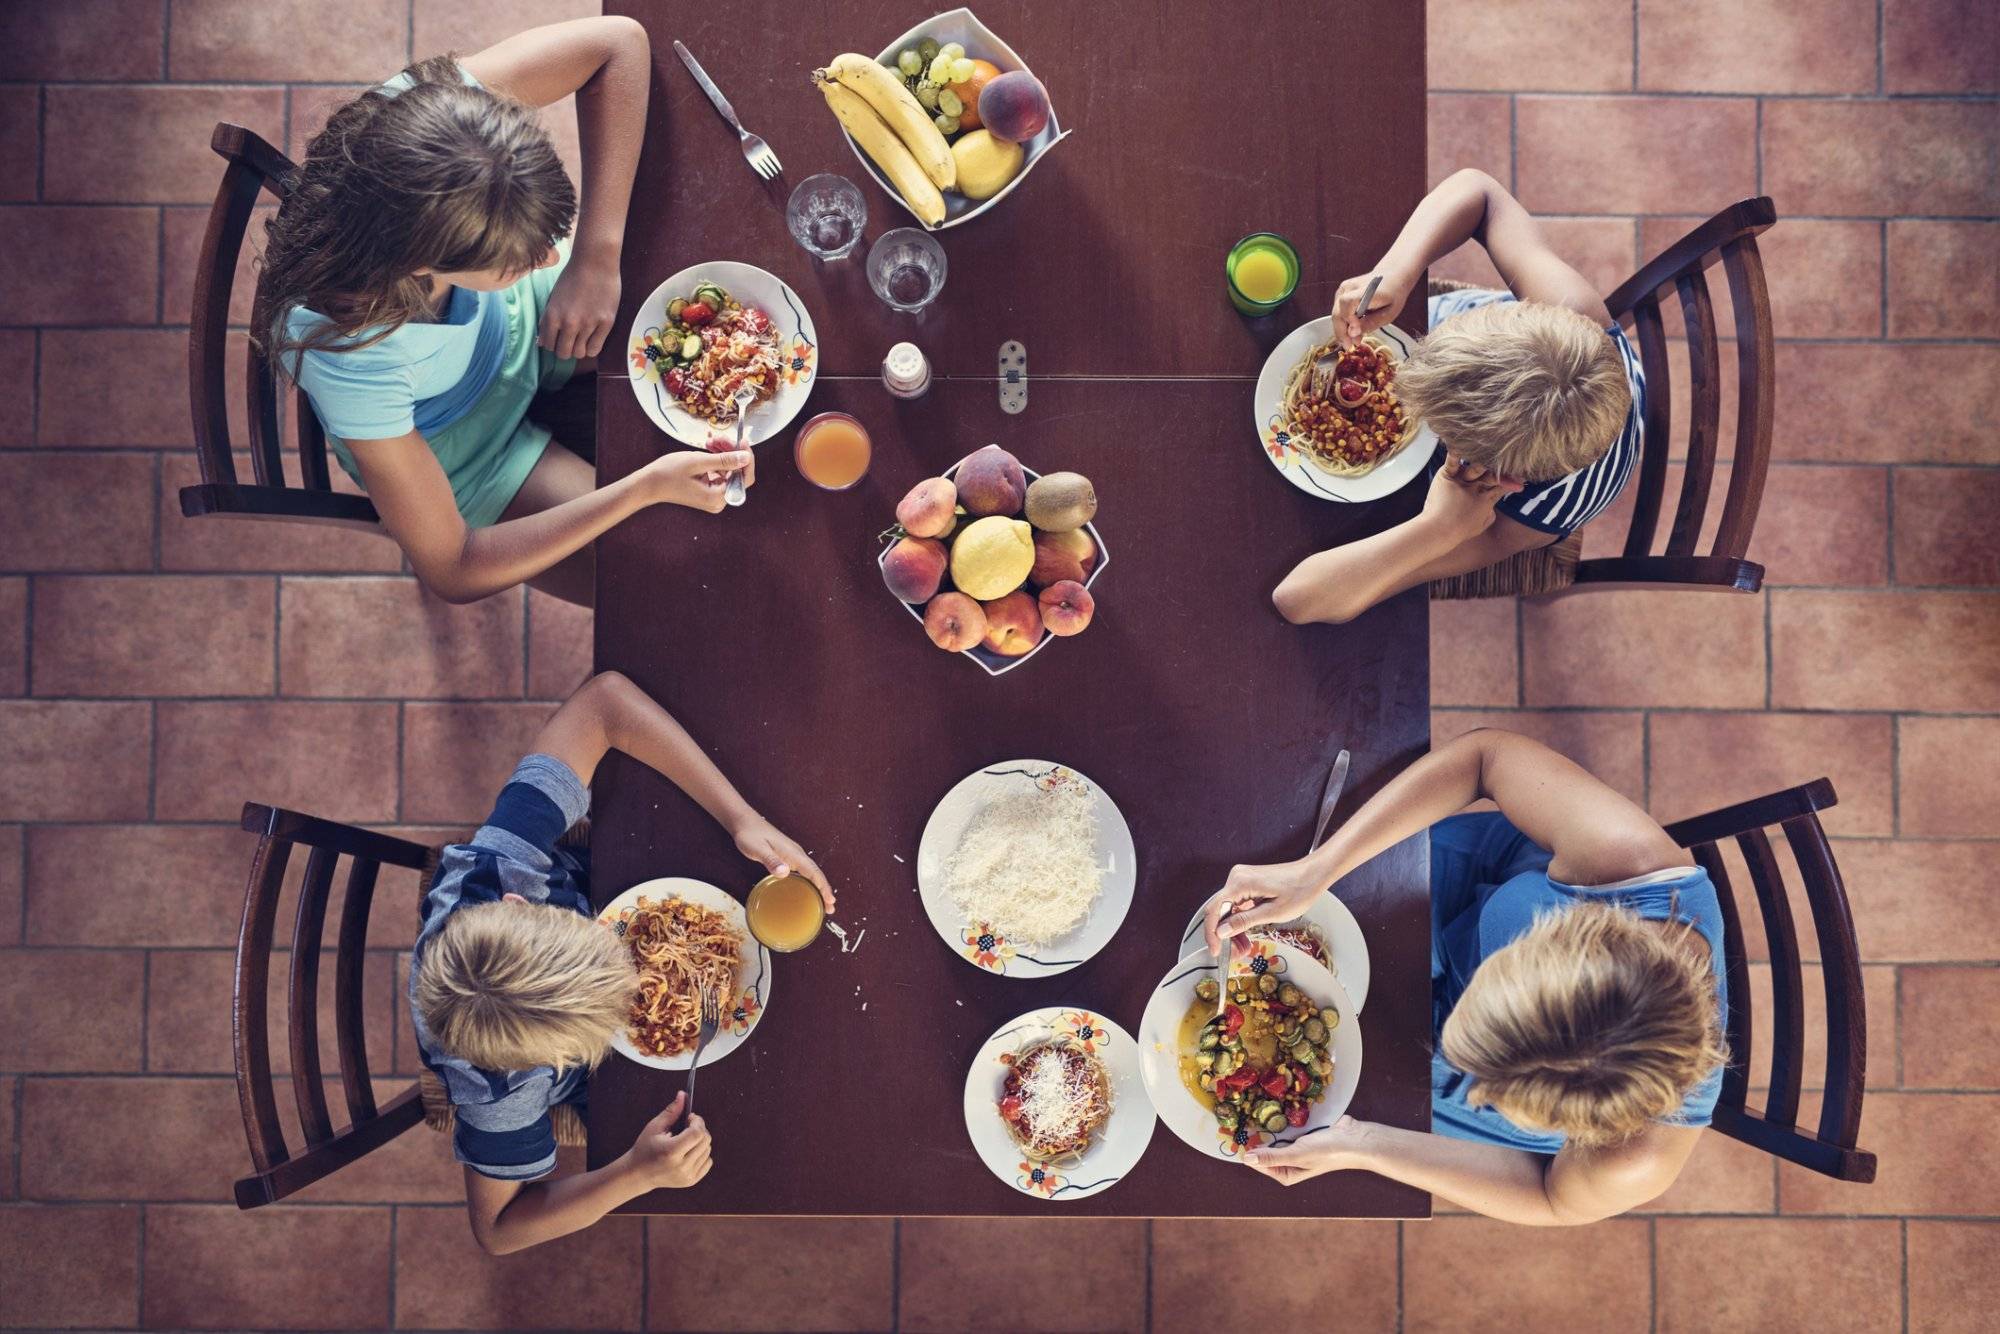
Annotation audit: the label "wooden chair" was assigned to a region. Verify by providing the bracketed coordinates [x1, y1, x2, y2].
[184, 123, 380, 531]
[1432, 196, 1778, 600]
[1663, 778, 1878, 1182]
[232, 802, 426, 1208]
[232, 802, 587, 1207]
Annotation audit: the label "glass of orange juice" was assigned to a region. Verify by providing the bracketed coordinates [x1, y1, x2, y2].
[794, 412, 872, 491]
[745, 872, 826, 952]
[1226, 232, 1300, 315]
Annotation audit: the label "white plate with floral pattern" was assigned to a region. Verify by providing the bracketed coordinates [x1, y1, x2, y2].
[1252, 318, 1436, 504]
[1137, 939, 1362, 1161]
[624, 260, 818, 447]
[916, 760, 1136, 978]
[596, 877, 769, 1070]
[1175, 889, 1372, 1011]
[962, 1007, 1153, 1201]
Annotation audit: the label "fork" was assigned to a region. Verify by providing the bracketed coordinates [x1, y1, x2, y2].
[681, 987, 723, 1123]
[723, 387, 758, 508]
[674, 41, 783, 182]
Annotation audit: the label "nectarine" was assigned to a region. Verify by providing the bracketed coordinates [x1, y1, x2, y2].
[1038, 580, 1094, 636]
[896, 477, 957, 538]
[924, 592, 987, 652]
[955, 444, 1026, 516]
[882, 536, 947, 603]
[980, 590, 1042, 656]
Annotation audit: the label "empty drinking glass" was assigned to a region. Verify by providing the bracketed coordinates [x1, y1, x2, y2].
[867, 228, 948, 312]
[786, 174, 867, 260]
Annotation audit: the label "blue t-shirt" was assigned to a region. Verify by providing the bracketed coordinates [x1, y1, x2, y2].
[1427, 287, 1647, 537]
[284, 65, 511, 443]
[409, 753, 594, 1181]
[1429, 811, 1727, 1155]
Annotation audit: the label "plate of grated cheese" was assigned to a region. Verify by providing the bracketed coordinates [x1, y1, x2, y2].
[963, 1006, 1153, 1202]
[916, 760, 1136, 978]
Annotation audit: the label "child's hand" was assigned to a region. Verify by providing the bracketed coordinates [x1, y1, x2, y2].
[733, 817, 836, 912]
[1422, 456, 1523, 540]
[1332, 269, 1410, 346]
[625, 1093, 713, 1190]
[539, 256, 622, 361]
[639, 448, 753, 513]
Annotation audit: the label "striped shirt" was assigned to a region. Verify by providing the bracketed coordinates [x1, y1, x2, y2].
[409, 754, 594, 1181]
[1427, 287, 1647, 538]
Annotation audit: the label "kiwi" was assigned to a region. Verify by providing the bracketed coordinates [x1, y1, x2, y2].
[1023, 472, 1097, 533]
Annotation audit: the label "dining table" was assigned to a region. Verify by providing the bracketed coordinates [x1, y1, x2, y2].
[588, 0, 1434, 1218]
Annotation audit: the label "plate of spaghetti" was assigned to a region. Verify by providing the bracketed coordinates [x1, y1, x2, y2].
[1252, 318, 1437, 504]
[1176, 889, 1372, 1011]
[961, 1007, 1153, 1202]
[625, 261, 818, 447]
[596, 877, 770, 1070]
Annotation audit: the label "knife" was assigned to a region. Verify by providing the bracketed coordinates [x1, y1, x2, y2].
[673, 40, 745, 133]
[1308, 748, 1352, 854]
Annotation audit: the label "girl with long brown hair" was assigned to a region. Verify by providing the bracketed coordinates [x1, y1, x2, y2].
[255, 18, 749, 607]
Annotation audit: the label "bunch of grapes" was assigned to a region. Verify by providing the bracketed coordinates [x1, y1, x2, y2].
[892, 38, 976, 137]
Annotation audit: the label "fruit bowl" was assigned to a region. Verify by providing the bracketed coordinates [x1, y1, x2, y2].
[842, 7, 1072, 231]
[878, 449, 1109, 677]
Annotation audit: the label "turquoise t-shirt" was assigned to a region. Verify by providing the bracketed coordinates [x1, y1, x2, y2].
[284, 64, 511, 443]
[1429, 811, 1727, 1154]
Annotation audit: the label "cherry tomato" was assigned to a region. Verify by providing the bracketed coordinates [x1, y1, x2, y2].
[741, 308, 771, 335]
[1258, 1068, 1290, 1099]
[663, 369, 685, 396]
[1286, 1101, 1309, 1127]
[999, 1095, 1023, 1122]
[681, 300, 714, 325]
[1222, 1004, 1245, 1039]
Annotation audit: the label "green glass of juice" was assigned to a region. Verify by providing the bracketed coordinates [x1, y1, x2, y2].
[1226, 232, 1301, 315]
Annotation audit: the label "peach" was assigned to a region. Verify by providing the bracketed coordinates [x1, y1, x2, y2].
[1029, 531, 1085, 589]
[1038, 580, 1094, 636]
[896, 477, 957, 539]
[980, 590, 1042, 656]
[881, 536, 946, 603]
[955, 444, 1027, 516]
[979, 70, 1051, 144]
[924, 592, 987, 652]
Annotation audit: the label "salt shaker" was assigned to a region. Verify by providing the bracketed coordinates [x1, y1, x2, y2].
[882, 341, 931, 400]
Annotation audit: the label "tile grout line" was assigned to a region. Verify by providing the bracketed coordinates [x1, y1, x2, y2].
[139, 951, 152, 1070]
[890, 1216, 901, 1333]
[1894, 962, 1905, 1086]
[1890, 714, 1901, 837]
[1879, 221, 1891, 339]
[1901, 1216, 1910, 1333]
[388, 1202, 400, 1330]
[159, 0, 171, 80]
[1395, 1218, 1406, 1333]
[155, 206, 166, 324]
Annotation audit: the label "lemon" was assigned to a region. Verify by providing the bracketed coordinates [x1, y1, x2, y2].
[950, 516, 1034, 599]
[950, 130, 1024, 202]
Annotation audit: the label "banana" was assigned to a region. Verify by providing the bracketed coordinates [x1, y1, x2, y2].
[816, 78, 947, 227]
[823, 52, 956, 191]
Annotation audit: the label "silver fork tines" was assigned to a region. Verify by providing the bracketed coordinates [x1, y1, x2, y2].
[743, 133, 782, 181]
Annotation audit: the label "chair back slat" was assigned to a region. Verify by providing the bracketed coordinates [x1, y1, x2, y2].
[1666, 270, 1721, 556]
[232, 802, 433, 1208]
[334, 858, 382, 1124]
[1692, 841, 1754, 1112]
[1621, 300, 1674, 559]
[1575, 197, 1777, 593]
[188, 158, 263, 487]
[1663, 778, 1877, 1183]
[1737, 828, 1806, 1126]
[183, 120, 384, 532]
[1781, 815, 1870, 1148]
[1715, 240, 1775, 559]
[286, 846, 339, 1147]
[231, 834, 292, 1173]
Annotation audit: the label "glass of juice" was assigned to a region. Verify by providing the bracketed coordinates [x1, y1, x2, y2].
[745, 872, 826, 953]
[1226, 232, 1300, 315]
[794, 412, 872, 491]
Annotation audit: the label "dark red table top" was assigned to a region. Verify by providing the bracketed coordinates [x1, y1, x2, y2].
[606, 0, 1431, 377]
[590, 0, 1432, 1218]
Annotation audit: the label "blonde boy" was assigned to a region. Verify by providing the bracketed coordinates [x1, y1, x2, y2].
[1272, 169, 1644, 625]
[410, 670, 832, 1253]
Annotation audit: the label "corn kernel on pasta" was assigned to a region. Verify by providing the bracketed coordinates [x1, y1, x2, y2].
[1281, 335, 1419, 476]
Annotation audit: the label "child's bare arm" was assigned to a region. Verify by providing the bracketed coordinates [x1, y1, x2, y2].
[347, 435, 748, 605]
[1271, 459, 1537, 625]
[527, 673, 835, 908]
[1333, 169, 1610, 342]
[462, 17, 651, 359]
[463, 1093, 708, 1255]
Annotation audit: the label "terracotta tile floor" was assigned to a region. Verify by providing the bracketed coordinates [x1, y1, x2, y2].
[2, 0, 1995, 1329]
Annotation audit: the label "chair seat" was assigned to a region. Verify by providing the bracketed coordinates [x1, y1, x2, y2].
[1430, 531, 1583, 600]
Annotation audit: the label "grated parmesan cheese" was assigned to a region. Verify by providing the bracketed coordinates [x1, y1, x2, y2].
[944, 778, 1100, 948]
[1016, 1047, 1096, 1147]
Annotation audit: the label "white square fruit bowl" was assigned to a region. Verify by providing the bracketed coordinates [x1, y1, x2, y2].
[877, 451, 1108, 677]
[840, 7, 1072, 231]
